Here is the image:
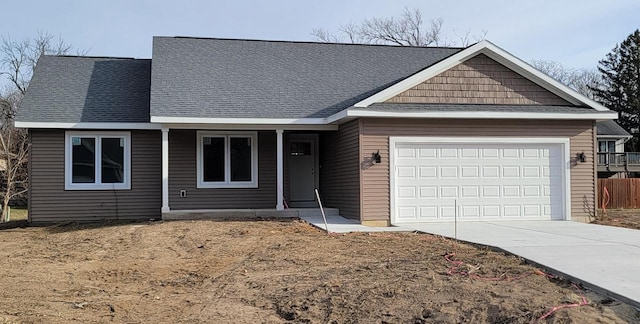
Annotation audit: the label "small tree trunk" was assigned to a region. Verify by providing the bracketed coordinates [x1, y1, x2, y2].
[1, 186, 10, 222]
[2, 199, 9, 223]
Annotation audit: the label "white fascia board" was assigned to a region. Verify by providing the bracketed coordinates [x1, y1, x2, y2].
[354, 40, 610, 112]
[341, 110, 618, 120]
[150, 116, 327, 125]
[597, 135, 633, 139]
[15, 121, 161, 130]
[161, 123, 338, 131]
[325, 109, 348, 124]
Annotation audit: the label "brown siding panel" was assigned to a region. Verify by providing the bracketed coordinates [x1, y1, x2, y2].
[319, 120, 361, 219]
[387, 54, 571, 106]
[168, 130, 276, 210]
[29, 129, 162, 223]
[360, 118, 595, 223]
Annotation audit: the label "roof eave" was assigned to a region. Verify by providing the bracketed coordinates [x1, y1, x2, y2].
[327, 110, 619, 123]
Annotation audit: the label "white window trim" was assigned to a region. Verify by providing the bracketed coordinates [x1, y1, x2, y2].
[64, 131, 131, 190]
[197, 131, 258, 189]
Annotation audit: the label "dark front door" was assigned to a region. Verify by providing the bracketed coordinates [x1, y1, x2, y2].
[288, 135, 318, 207]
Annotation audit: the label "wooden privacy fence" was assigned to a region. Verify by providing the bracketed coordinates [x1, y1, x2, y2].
[598, 178, 640, 209]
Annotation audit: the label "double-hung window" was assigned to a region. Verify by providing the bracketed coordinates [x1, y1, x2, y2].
[65, 131, 131, 190]
[197, 131, 258, 188]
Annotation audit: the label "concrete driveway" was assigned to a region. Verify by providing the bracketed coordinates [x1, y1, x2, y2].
[403, 221, 640, 309]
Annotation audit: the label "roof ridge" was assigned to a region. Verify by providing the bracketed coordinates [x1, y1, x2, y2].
[48, 55, 147, 60]
[158, 35, 465, 49]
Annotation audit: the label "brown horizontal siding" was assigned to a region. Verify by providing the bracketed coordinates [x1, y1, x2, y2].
[168, 130, 276, 210]
[29, 130, 162, 223]
[360, 118, 595, 222]
[387, 54, 570, 106]
[319, 120, 360, 219]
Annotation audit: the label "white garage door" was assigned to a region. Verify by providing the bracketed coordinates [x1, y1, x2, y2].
[391, 140, 566, 223]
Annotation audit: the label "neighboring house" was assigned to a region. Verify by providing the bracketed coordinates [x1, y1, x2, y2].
[596, 120, 637, 178]
[16, 37, 618, 225]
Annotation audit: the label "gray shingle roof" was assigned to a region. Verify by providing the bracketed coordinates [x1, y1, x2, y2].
[150, 37, 462, 119]
[355, 103, 604, 114]
[597, 120, 631, 136]
[17, 56, 151, 123]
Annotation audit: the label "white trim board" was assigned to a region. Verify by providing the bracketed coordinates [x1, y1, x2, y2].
[16, 122, 161, 130]
[161, 122, 338, 131]
[326, 110, 618, 124]
[151, 116, 327, 125]
[354, 40, 611, 112]
[388, 136, 572, 225]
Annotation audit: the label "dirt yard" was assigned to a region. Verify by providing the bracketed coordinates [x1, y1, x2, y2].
[595, 209, 640, 230]
[0, 219, 637, 323]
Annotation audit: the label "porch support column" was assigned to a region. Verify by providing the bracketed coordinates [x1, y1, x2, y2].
[276, 129, 284, 210]
[161, 127, 170, 213]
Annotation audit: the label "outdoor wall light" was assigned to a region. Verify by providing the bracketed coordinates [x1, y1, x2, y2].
[578, 152, 587, 163]
[373, 150, 381, 164]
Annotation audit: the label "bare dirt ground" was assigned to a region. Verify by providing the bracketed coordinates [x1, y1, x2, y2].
[0, 219, 638, 323]
[595, 209, 640, 230]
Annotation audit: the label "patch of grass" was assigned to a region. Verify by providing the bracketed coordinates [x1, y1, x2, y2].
[7, 207, 27, 221]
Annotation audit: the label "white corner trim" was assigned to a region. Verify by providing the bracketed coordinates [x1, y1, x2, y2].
[327, 110, 618, 122]
[388, 136, 572, 224]
[161, 128, 170, 213]
[151, 116, 328, 125]
[16, 121, 161, 130]
[354, 40, 610, 112]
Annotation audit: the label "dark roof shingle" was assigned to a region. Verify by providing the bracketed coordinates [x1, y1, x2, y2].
[597, 120, 631, 136]
[17, 56, 151, 123]
[150, 37, 461, 119]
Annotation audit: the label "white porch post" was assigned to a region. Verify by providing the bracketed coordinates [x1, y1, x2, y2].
[161, 127, 170, 213]
[276, 129, 284, 210]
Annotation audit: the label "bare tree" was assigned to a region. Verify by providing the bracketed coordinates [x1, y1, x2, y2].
[530, 59, 601, 99]
[0, 92, 28, 222]
[311, 7, 486, 47]
[1, 31, 76, 95]
[0, 31, 82, 222]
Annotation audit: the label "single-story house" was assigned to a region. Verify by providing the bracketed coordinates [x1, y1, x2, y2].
[596, 120, 636, 178]
[16, 37, 618, 225]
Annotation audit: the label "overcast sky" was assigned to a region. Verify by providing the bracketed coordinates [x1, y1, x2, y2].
[1, 0, 639, 70]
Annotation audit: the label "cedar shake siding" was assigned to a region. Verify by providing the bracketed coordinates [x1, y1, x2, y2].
[29, 129, 162, 223]
[360, 118, 596, 223]
[387, 54, 571, 106]
[168, 130, 276, 210]
[319, 120, 361, 220]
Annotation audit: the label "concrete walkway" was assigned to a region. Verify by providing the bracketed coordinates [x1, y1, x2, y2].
[403, 221, 640, 309]
[300, 215, 413, 233]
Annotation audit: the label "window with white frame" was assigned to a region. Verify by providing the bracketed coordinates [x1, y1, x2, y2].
[65, 132, 131, 190]
[598, 140, 617, 153]
[197, 131, 258, 188]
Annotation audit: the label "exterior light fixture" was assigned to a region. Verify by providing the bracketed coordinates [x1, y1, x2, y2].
[373, 150, 381, 164]
[578, 152, 587, 163]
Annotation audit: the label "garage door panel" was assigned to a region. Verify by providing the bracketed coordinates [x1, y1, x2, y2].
[393, 142, 565, 223]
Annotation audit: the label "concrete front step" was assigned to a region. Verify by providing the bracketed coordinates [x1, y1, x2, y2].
[163, 208, 340, 220]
